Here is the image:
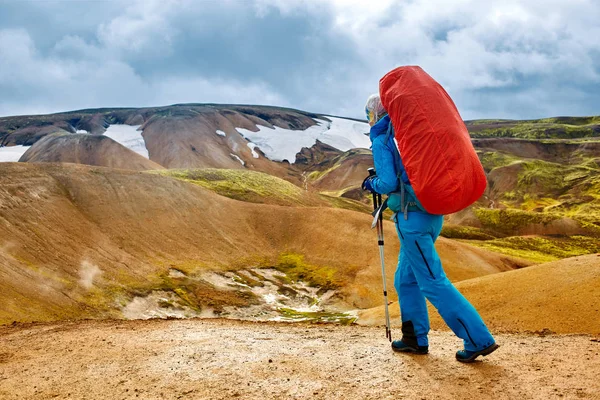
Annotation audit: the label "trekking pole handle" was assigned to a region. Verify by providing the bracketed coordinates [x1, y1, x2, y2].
[368, 167, 376, 177]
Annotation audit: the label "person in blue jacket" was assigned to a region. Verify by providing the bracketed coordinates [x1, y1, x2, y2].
[362, 94, 499, 363]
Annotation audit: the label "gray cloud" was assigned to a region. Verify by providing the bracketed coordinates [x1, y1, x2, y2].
[0, 0, 599, 119]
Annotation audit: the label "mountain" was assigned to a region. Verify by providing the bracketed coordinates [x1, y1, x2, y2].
[0, 104, 370, 184]
[1, 105, 599, 264]
[0, 105, 599, 328]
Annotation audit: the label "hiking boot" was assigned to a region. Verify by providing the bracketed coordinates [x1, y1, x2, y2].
[456, 343, 499, 363]
[391, 340, 429, 354]
[393, 321, 428, 354]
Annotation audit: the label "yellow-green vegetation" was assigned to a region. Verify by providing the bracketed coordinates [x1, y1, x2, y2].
[151, 168, 311, 206]
[479, 151, 521, 172]
[463, 235, 600, 264]
[440, 225, 497, 240]
[151, 168, 371, 213]
[487, 157, 600, 229]
[520, 196, 561, 212]
[474, 208, 562, 235]
[318, 193, 371, 213]
[318, 188, 353, 198]
[151, 259, 210, 276]
[306, 148, 371, 184]
[467, 119, 513, 125]
[264, 252, 343, 291]
[470, 127, 600, 245]
[307, 164, 341, 182]
[517, 160, 590, 193]
[151, 270, 259, 312]
[476, 153, 600, 226]
[468, 116, 600, 139]
[536, 116, 600, 125]
[231, 272, 264, 288]
[86, 268, 260, 316]
[278, 307, 357, 325]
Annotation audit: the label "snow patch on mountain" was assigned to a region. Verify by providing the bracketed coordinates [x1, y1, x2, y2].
[216, 130, 226, 137]
[235, 117, 370, 163]
[247, 142, 260, 158]
[103, 125, 149, 159]
[319, 117, 371, 150]
[0, 145, 30, 162]
[230, 153, 245, 166]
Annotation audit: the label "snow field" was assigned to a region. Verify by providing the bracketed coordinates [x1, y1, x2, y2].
[103, 125, 149, 159]
[0, 145, 31, 162]
[235, 117, 370, 163]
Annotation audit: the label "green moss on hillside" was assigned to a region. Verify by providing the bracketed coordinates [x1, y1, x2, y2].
[474, 208, 562, 235]
[479, 151, 521, 172]
[485, 157, 599, 219]
[467, 119, 514, 125]
[520, 197, 561, 212]
[318, 193, 371, 213]
[150, 168, 375, 215]
[517, 161, 571, 192]
[440, 226, 498, 240]
[151, 168, 310, 206]
[463, 235, 600, 264]
[307, 164, 341, 182]
[536, 116, 600, 126]
[264, 252, 343, 290]
[468, 118, 600, 139]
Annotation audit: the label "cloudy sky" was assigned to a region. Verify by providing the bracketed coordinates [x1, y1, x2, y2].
[0, 0, 599, 120]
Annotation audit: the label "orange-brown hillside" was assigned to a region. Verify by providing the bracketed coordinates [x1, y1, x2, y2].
[0, 162, 525, 324]
[20, 133, 163, 171]
[356, 253, 600, 334]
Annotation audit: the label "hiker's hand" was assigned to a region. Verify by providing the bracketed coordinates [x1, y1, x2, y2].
[362, 175, 376, 192]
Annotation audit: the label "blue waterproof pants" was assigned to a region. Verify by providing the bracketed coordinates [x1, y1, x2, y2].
[394, 212, 495, 352]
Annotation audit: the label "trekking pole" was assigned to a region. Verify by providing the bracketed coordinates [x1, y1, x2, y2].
[368, 168, 392, 342]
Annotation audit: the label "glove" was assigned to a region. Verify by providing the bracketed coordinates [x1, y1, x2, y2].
[361, 175, 376, 192]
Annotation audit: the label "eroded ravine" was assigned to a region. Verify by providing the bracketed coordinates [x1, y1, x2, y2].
[122, 268, 357, 324]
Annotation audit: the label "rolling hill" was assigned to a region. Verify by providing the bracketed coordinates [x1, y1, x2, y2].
[0, 162, 526, 325]
[19, 132, 163, 171]
[356, 253, 600, 334]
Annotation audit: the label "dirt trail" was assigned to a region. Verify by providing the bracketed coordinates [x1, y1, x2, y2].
[1, 319, 599, 399]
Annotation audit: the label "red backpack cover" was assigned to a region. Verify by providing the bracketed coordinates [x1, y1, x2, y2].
[379, 66, 486, 215]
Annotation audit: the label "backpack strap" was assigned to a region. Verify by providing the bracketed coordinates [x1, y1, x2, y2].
[384, 123, 411, 220]
[384, 123, 403, 183]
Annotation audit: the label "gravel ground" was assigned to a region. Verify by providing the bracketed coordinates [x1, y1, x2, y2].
[1, 318, 599, 399]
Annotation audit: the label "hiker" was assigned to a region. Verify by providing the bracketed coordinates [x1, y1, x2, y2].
[362, 93, 499, 363]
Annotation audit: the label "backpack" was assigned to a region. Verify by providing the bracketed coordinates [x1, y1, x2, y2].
[379, 66, 486, 215]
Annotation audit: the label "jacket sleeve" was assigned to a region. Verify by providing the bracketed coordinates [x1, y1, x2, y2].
[371, 138, 399, 195]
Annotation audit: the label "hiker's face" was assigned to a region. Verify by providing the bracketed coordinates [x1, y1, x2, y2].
[366, 107, 376, 126]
